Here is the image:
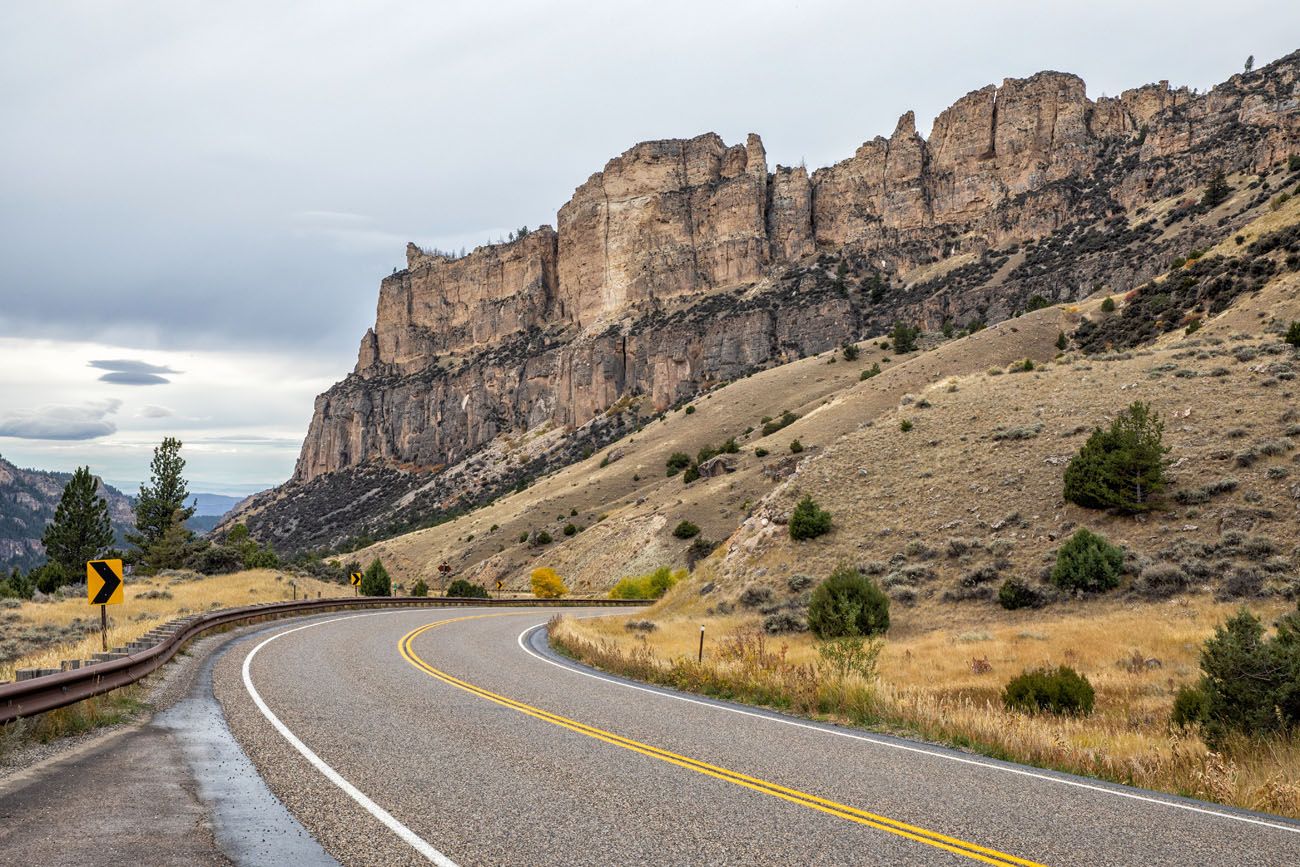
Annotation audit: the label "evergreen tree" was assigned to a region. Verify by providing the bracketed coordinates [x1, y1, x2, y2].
[41, 466, 114, 577]
[128, 437, 195, 553]
[1063, 401, 1170, 513]
[360, 558, 392, 596]
[142, 508, 197, 572]
[1201, 169, 1230, 209]
[1244, 55, 1254, 73]
[890, 322, 920, 353]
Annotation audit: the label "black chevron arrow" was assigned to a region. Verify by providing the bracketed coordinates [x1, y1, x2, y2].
[90, 560, 122, 604]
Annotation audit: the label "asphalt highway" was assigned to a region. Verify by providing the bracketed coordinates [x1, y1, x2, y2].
[214, 607, 1300, 866]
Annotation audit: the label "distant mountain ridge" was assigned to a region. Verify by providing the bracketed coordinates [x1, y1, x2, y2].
[189, 493, 244, 517]
[0, 454, 136, 572]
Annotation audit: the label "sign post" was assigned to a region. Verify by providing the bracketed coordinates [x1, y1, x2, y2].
[495, 578, 504, 598]
[86, 559, 125, 652]
[438, 561, 451, 595]
[350, 571, 362, 596]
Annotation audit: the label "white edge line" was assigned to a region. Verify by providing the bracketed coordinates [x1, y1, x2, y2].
[241, 611, 458, 867]
[516, 620, 1300, 836]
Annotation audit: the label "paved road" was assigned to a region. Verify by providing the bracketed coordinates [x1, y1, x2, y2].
[218, 607, 1300, 866]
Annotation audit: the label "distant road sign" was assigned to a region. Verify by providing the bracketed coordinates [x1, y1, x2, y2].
[438, 562, 451, 575]
[495, 579, 504, 591]
[87, 559, 124, 606]
[349, 572, 363, 587]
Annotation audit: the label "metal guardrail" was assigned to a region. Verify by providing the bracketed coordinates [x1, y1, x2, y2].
[0, 595, 648, 724]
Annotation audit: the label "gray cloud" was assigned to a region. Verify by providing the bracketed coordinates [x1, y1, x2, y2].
[90, 359, 181, 385]
[97, 371, 171, 386]
[0, 399, 122, 441]
[137, 404, 174, 418]
[89, 359, 181, 375]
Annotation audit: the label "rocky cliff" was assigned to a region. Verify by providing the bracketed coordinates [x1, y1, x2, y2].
[232, 52, 1300, 552]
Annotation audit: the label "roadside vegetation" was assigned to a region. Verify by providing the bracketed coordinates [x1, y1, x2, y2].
[553, 559, 1300, 818]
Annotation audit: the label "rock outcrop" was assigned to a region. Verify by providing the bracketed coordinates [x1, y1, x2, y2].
[230, 52, 1300, 551]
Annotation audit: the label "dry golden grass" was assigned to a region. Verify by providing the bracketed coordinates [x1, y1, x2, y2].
[558, 594, 1300, 818]
[0, 569, 341, 681]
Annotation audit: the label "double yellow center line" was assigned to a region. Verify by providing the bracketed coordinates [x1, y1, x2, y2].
[399, 615, 1045, 867]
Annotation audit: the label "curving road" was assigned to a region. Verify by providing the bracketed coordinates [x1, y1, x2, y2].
[214, 607, 1300, 866]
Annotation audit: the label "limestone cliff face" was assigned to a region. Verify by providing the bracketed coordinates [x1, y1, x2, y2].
[246, 52, 1300, 549]
[556, 133, 771, 329]
[362, 228, 559, 376]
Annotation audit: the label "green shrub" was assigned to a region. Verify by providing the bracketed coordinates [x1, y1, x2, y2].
[609, 566, 683, 600]
[672, 520, 700, 539]
[1170, 683, 1211, 730]
[1289, 154, 1300, 172]
[807, 565, 890, 639]
[754, 447, 769, 458]
[1063, 401, 1169, 513]
[1184, 318, 1202, 335]
[411, 579, 429, 597]
[31, 561, 68, 594]
[899, 419, 913, 432]
[682, 465, 700, 484]
[998, 578, 1041, 610]
[891, 322, 920, 353]
[789, 439, 804, 454]
[684, 405, 696, 415]
[789, 495, 832, 541]
[360, 558, 391, 597]
[1201, 169, 1230, 208]
[686, 537, 718, 569]
[563, 523, 578, 536]
[532, 530, 553, 546]
[842, 342, 860, 361]
[1026, 294, 1050, 311]
[1002, 666, 1095, 716]
[860, 363, 881, 381]
[1286, 320, 1300, 347]
[446, 578, 489, 598]
[1100, 296, 1116, 313]
[519, 531, 529, 543]
[761, 410, 799, 437]
[243, 546, 280, 569]
[1056, 332, 1067, 351]
[186, 544, 244, 575]
[665, 452, 692, 476]
[1174, 605, 1300, 746]
[1051, 528, 1124, 593]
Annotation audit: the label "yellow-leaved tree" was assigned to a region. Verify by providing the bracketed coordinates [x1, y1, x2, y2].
[530, 567, 568, 599]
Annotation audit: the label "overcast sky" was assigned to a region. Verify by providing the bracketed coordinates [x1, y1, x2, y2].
[2, 2, 1296, 495]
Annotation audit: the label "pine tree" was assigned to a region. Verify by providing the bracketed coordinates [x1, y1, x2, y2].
[142, 508, 196, 572]
[128, 437, 195, 553]
[1201, 169, 1230, 209]
[41, 466, 113, 577]
[1063, 401, 1170, 513]
[360, 558, 392, 596]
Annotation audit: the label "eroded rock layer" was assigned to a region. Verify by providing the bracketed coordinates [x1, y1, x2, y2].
[237, 54, 1300, 550]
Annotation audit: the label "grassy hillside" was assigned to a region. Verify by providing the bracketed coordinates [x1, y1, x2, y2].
[348, 197, 1300, 602]
[0, 569, 340, 682]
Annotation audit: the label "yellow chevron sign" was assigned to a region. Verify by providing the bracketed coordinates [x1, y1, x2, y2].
[87, 559, 125, 606]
